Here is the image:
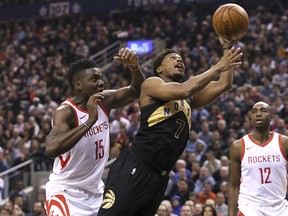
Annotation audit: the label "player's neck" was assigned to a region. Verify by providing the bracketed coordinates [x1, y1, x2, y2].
[72, 96, 88, 110]
[251, 130, 272, 144]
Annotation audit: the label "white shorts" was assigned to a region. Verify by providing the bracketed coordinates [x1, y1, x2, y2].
[238, 199, 288, 216]
[45, 181, 103, 216]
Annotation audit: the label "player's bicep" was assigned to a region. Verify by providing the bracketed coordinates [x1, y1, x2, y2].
[48, 106, 73, 137]
[229, 140, 242, 186]
[280, 135, 288, 158]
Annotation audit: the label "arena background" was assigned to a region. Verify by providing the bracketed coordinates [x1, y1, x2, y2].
[0, 0, 287, 214]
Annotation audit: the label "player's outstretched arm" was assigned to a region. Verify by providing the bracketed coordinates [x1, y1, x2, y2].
[141, 46, 241, 102]
[191, 37, 241, 109]
[103, 48, 145, 111]
[228, 139, 242, 216]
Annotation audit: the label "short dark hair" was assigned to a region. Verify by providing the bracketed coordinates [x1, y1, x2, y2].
[68, 58, 98, 90]
[152, 48, 177, 76]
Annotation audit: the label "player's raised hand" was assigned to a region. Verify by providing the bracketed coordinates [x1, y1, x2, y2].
[114, 47, 138, 68]
[216, 47, 243, 72]
[86, 92, 104, 123]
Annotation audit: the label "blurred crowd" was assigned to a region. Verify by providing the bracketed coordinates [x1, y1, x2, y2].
[0, 2, 287, 215]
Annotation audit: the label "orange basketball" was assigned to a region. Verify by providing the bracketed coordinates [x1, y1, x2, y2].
[212, 3, 249, 41]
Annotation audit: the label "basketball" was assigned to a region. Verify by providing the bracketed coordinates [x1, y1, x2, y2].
[212, 3, 249, 41]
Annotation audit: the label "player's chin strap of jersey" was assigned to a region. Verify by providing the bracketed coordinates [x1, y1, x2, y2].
[128, 145, 170, 177]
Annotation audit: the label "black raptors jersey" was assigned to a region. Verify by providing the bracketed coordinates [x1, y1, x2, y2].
[132, 99, 191, 171]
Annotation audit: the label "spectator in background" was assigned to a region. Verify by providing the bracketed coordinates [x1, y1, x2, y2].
[174, 159, 191, 181]
[0, 207, 12, 215]
[171, 195, 182, 216]
[8, 128, 21, 148]
[155, 203, 168, 216]
[9, 180, 29, 213]
[12, 204, 25, 216]
[26, 201, 46, 216]
[198, 121, 213, 147]
[194, 166, 215, 194]
[161, 200, 177, 216]
[205, 198, 216, 208]
[110, 108, 131, 137]
[0, 177, 4, 205]
[202, 150, 221, 176]
[0, 147, 9, 173]
[171, 179, 191, 205]
[13, 115, 25, 135]
[201, 204, 217, 216]
[28, 97, 45, 119]
[213, 166, 230, 194]
[184, 200, 195, 214]
[197, 181, 216, 205]
[194, 203, 203, 216]
[180, 204, 193, 216]
[186, 130, 207, 154]
[215, 192, 228, 216]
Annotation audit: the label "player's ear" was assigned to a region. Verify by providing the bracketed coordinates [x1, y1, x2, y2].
[74, 81, 81, 90]
[156, 67, 162, 74]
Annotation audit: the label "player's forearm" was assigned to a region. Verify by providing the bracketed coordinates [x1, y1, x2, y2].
[228, 187, 239, 216]
[129, 63, 146, 97]
[212, 49, 234, 92]
[45, 123, 92, 158]
[183, 65, 222, 97]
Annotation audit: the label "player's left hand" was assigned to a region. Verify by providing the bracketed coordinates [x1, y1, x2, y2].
[114, 47, 138, 68]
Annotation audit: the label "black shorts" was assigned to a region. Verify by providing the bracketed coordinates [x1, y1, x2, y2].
[98, 147, 169, 216]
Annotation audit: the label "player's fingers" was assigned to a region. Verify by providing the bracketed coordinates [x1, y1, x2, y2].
[232, 52, 243, 61]
[129, 51, 136, 61]
[232, 61, 242, 66]
[118, 47, 128, 56]
[114, 56, 123, 62]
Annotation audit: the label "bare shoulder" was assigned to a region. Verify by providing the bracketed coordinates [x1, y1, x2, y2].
[280, 134, 288, 144]
[53, 104, 75, 124]
[230, 138, 243, 161]
[141, 77, 164, 88]
[280, 134, 288, 157]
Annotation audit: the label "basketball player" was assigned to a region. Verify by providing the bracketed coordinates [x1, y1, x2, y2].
[98, 37, 242, 216]
[229, 101, 288, 216]
[44, 48, 145, 216]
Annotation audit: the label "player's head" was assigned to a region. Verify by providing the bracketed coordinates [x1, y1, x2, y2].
[153, 48, 185, 82]
[250, 101, 273, 130]
[68, 58, 103, 94]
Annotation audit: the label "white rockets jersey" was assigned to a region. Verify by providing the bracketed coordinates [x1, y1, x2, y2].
[48, 98, 110, 194]
[239, 132, 288, 207]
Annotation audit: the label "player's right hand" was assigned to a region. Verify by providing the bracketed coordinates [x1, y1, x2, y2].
[114, 47, 138, 68]
[86, 92, 104, 123]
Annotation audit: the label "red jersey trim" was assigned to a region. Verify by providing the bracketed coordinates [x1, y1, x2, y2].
[65, 98, 109, 117]
[66, 98, 88, 114]
[247, 132, 274, 147]
[98, 103, 109, 117]
[59, 153, 71, 170]
[278, 134, 288, 160]
[240, 138, 245, 161]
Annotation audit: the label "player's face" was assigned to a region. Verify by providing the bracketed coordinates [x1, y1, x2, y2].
[250, 102, 272, 129]
[79, 67, 104, 97]
[160, 53, 185, 82]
